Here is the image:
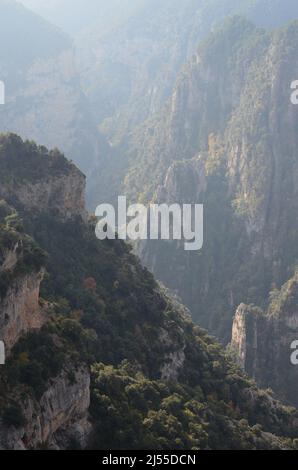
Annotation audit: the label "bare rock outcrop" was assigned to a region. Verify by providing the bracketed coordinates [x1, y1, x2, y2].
[0, 270, 45, 353]
[231, 274, 298, 407]
[0, 134, 88, 221]
[0, 366, 91, 450]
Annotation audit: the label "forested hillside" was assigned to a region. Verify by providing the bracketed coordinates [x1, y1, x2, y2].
[0, 134, 297, 449]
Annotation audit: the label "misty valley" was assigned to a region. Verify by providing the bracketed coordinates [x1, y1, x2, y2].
[0, 0, 297, 454]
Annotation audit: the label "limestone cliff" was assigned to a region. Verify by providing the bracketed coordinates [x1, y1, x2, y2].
[0, 270, 45, 352]
[231, 273, 298, 407]
[119, 17, 298, 347]
[0, 134, 87, 220]
[0, 168, 87, 221]
[0, 365, 91, 450]
[0, 215, 45, 353]
[0, 135, 91, 448]
[78, 0, 298, 146]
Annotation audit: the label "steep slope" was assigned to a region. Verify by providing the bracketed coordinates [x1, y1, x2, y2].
[0, 134, 297, 449]
[0, 200, 46, 352]
[7, 0, 298, 210]
[0, 0, 105, 174]
[231, 272, 298, 408]
[112, 17, 298, 352]
[79, 0, 298, 144]
[85, 0, 298, 208]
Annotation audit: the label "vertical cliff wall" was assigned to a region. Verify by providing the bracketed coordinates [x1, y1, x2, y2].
[232, 274, 298, 407]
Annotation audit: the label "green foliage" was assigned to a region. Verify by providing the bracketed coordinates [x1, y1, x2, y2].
[0, 134, 71, 183]
[89, 361, 297, 450]
[0, 134, 297, 450]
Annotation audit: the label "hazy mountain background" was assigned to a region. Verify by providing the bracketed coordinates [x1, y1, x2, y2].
[18, 0, 149, 35]
[0, 0, 298, 446]
[0, 0, 111, 174]
[12, 0, 298, 195]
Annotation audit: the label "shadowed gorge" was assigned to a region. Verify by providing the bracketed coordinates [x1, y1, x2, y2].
[0, 134, 297, 449]
[0, 0, 298, 452]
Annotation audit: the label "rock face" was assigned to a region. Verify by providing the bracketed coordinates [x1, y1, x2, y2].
[156, 157, 207, 205]
[0, 213, 46, 354]
[83, 0, 298, 208]
[117, 17, 298, 347]
[0, 241, 19, 273]
[0, 257, 88, 450]
[0, 134, 88, 220]
[0, 134, 91, 449]
[77, 0, 298, 145]
[138, 157, 207, 304]
[1, 168, 87, 221]
[0, 270, 45, 352]
[231, 274, 298, 407]
[0, 366, 91, 450]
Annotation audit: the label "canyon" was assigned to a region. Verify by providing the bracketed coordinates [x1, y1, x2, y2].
[0, 134, 297, 449]
[0, 0, 298, 449]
